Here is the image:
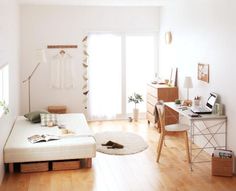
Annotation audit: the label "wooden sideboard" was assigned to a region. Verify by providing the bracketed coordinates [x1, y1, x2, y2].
[146, 83, 179, 130]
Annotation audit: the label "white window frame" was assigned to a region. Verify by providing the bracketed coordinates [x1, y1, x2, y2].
[0, 63, 9, 117]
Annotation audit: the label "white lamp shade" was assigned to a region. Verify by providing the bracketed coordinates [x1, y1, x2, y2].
[183, 76, 193, 88]
[36, 49, 47, 63]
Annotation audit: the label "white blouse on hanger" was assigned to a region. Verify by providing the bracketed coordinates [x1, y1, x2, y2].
[50, 52, 74, 89]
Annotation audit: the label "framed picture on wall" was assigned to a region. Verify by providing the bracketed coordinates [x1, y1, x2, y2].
[198, 63, 209, 83]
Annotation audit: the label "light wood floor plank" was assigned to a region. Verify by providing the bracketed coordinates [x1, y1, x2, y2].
[1, 120, 236, 191]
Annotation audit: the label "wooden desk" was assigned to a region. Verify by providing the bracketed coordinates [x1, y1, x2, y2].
[165, 102, 227, 170]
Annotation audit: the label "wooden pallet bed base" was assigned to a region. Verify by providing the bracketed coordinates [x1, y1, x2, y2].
[7, 158, 92, 173]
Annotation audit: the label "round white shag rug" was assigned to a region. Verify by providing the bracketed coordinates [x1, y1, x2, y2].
[94, 131, 148, 155]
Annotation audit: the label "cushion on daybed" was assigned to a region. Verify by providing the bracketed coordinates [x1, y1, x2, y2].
[24, 110, 49, 123]
[40, 113, 58, 126]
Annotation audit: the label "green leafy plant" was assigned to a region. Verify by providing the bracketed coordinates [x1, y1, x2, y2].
[0, 100, 9, 115]
[128, 93, 143, 109]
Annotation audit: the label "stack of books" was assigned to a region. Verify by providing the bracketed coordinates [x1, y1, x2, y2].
[213, 149, 233, 158]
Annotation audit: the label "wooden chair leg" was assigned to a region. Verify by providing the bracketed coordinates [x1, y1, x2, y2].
[184, 131, 191, 163]
[156, 133, 165, 163]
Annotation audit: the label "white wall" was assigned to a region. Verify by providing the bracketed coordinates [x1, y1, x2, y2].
[0, 0, 20, 184]
[159, 0, 236, 154]
[20, 5, 160, 116]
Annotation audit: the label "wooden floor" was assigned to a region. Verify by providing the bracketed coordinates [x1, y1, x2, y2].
[1, 120, 236, 191]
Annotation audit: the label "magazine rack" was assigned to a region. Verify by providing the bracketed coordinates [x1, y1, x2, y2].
[212, 155, 233, 176]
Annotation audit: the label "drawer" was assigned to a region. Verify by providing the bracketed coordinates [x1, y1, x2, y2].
[52, 160, 81, 171]
[147, 84, 178, 102]
[147, 94, 157, 106]
[147, 112, 155, 124]
[158, 88, 178, 102]
[147, 103, 155, 114]
[21, 162, 49, 173]
[147, 85, 157, 98]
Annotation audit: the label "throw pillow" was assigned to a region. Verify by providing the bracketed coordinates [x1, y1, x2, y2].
[24, 110, 49, 123]
[40, 113, 58, 126]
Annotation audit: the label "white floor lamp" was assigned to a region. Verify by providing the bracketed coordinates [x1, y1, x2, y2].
[23, 49, 46, 112]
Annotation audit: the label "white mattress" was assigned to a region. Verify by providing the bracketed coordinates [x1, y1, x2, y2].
[4, 113, 96, 163]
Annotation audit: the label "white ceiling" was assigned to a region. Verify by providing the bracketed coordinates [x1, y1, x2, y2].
[18, 0, 171, 6]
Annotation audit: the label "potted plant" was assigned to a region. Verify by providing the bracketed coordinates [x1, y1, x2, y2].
[0, 100, 9, 115]
[128, 93, 143, 122]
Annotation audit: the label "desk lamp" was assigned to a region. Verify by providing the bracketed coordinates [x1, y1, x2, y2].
[23, 49, 46, 112]
[183, 76, 193, 106]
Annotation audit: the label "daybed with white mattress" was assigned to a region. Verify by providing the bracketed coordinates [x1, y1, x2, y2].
[4, 113, 96, 172]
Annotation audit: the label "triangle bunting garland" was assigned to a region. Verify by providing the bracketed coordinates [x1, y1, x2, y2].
[82, 35, 89, 110]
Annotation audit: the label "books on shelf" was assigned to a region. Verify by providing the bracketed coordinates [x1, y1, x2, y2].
[28, 134, 60, 143]
[213, 149, 233, 158]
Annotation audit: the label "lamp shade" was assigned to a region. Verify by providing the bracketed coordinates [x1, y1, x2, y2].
[183, 76, 193, 88]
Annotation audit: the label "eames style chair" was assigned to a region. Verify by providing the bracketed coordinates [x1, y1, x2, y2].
[156, 103, 191, 163]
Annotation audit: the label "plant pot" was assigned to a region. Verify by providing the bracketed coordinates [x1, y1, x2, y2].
[133, 108, 139, 122]
[128, 117, 133, 122]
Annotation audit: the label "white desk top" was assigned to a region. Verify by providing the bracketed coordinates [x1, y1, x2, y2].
[164, 102, 227, 121]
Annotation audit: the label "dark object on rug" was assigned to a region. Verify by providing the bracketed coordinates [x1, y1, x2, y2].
[102, 140, 124, 149]
[107, 142, 124, 149]
[101, 140, 115, 146]
[95, 131, 148, 155]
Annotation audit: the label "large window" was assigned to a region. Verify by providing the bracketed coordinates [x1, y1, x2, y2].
[0, 64, 9, 116]
[88, 33, 158, 120]
[88, 34, 122, 119]
[126, 35, 157, 113]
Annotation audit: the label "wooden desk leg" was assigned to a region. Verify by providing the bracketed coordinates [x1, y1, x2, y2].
[9, 163, 14, 173]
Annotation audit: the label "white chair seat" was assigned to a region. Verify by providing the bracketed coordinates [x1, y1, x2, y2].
[165, 123, 190, 132]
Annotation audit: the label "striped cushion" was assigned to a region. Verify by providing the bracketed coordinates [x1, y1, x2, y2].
[40, 114, 58, 126]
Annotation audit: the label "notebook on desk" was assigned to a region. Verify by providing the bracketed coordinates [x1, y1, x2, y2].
[191, 92, 217, 114]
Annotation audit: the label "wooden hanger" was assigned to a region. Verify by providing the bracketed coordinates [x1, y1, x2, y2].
[47, 45, 77, 49]
[60, 50, 66, 55]
[47, 45, 77, 57]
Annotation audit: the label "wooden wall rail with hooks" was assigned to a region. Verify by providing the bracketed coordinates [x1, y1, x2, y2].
[47, 45, 78, 49]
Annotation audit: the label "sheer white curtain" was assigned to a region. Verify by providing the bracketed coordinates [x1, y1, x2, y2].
[88, 34, 122, 120]
[126, 35, 156, 113]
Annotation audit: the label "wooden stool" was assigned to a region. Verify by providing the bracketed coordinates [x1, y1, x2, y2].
[48, 105, 67, 114]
